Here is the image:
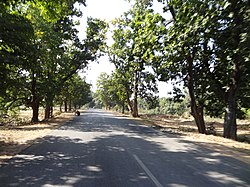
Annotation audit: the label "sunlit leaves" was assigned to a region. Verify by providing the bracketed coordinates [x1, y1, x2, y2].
[85, 18, 108, 58]
[0, 0, 93, 117]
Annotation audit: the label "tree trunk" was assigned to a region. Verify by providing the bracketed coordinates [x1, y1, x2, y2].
[44, 106, 53, 120]
[31, 71, 39, 123]
[31, 96, 39, 123]
[223, 88, 238, 140]
[126, 89, 133, 115]
[44, 105, 50, 120]
[191, 103, 206, 134]
[223, 2, 243, 140]
[64, 100, 68, 112]
[132, 97, 138, 117]
[69, 100, 72, 111]
[132, 71, 139, 117]
[122, 101, 125, 114]
[50, 106, 53, 118]
[187, 54, 206, 134]
[44, 93, 54, 120]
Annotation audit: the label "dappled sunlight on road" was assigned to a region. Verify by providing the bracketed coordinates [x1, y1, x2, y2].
[205, 171, 249, 186]
[0, 109, 249, 187]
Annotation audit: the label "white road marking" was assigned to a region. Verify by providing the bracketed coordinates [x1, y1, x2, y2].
[133, 154, 163, 187]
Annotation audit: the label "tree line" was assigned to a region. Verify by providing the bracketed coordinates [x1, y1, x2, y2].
[95, 0, 249, 140]
[1, 0, 249, 140]
[0, 0, 107, 121]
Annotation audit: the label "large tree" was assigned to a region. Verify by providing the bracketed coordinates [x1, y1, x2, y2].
[109, 3, 165, 117]
[153, 0, 250, 138]
[153, 0, 213, 133]
[0, 0, 108, 122]
[210, 0, 250, 139]
[0, 2, 34, 114]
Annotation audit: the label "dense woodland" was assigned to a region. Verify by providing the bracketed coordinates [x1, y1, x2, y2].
[0, 0, 249, 140]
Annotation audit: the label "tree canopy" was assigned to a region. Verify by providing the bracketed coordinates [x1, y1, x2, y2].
[104, 0, 249, 140]
[0, 0, 107, 121]
[1, 0, 249, 141]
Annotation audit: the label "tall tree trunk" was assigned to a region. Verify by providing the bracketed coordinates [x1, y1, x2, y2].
[44, 94, 54, 120]
[31, 71, 39, 122]
[31, 96, 39, 123]
[223, 89, 237, 140]
[223, 62, 240, 140]
[64, 100, 68, 112]
[187, 54, 206, 134]
[132, 71, 139, 117]
[126, 88, 133, 115]
[44, 105, 50, 120]
[50, 106, 53, 118]
[190, 101, 206, 134]
[122, 101, 125, 114]
[223, 4, 242, 140]
[69, 100, 72, 111]
[44, 105, 53, 120]
[132, 96, 138, 117]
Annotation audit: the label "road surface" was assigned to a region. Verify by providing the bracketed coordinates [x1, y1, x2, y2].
[0, 109, 249, 187]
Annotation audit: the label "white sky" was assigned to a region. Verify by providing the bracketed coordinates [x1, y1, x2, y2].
[78, 0, 174, 97]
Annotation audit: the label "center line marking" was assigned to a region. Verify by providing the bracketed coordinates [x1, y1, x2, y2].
[133, 154, 163, 187]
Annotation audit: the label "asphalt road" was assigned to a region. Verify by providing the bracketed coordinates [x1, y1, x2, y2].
[0, 109, 249, 187]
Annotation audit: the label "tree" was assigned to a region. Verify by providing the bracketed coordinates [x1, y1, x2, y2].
[24, 3, 87, 122]
[0, 0, 108, 122]
[209, 0, 250, 139]
[108, 71, 129, 113]
[109, 3, 165, 117]
[96, 73, 111, 109]
[56, 75, 92, 112]
[153, 0, 214, 133]
[153, 0, 250, 139]
[0, 2, 34, 114]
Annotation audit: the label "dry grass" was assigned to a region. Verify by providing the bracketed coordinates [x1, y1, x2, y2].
[0, 111, 74, 165]
[141, 114, 250, 142]
[139, 114, 250, 149]
[132, 114, 249, 164]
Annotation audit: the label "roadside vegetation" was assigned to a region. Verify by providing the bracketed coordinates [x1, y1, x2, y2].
[95, 0, 250, 141]
[0, 0, 106, 122]
[0, 0, 249, 152]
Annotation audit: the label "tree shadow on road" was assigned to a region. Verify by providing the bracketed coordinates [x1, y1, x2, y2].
[0, 111, 249, 187]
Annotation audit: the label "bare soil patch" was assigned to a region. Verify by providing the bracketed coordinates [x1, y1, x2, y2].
[0, 112, 74, 165]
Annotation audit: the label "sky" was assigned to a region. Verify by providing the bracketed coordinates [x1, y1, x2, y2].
[77, 0, 174, 98]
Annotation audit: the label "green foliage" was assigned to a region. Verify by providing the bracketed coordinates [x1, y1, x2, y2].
[139, 96, 189, 116]
[152, 0, 250, 138]
[96, 72, 114, 109]
[0, 0, 107, 120]
[56, 75, 92, 109]
[95, 72, 125, 110]
[159, 97, 189, 116]
[85, 18, 108, 58]
[0, 3, 34, 112]
[109, 4, 167, 116]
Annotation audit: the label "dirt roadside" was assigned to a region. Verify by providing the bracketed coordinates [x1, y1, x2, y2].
[133, 114, 250, 164]
[0, 112, 75, 165]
